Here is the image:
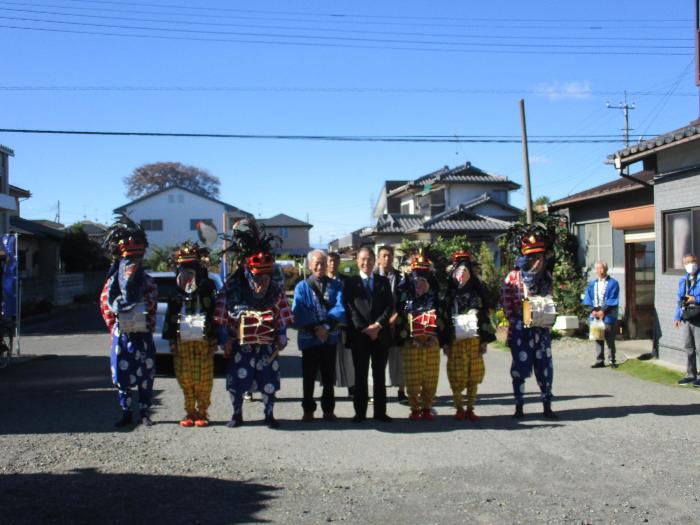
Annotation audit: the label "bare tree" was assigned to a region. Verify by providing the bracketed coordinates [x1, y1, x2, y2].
[124, 162, 221, 199]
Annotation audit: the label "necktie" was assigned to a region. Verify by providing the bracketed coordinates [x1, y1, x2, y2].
[363, 277, 372, 295]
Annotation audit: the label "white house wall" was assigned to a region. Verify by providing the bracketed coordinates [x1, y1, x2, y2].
[123, 188, 227, 252]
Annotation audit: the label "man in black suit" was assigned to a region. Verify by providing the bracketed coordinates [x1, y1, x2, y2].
[343, 246, 394, 423]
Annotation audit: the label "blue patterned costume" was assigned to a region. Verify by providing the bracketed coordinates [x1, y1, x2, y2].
[215, 269, 293, 422]
[100, 259, 158, 418]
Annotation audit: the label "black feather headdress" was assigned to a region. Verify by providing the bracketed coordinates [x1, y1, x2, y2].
[221, 218, 281, 275]
[102, 214, 148, 258]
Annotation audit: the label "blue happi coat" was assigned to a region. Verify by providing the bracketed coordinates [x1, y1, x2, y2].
[292, 276, 345, 350]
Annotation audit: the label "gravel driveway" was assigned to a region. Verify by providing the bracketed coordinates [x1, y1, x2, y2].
[0, 332, 698, 524]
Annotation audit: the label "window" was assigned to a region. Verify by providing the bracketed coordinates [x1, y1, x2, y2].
[178, 194, 184, 203]
[576, 221, 612, 270]
[400, 201, 413, 215]
[491, 190, 507, 203]
[278, 227, 289, 239]
[141, 219, 163, 231]
[190, 218, 214, 231]
[664, 208, 700, 272]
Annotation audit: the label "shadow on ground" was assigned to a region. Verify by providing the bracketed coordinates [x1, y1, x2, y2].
[0, 355, 164, 435]
[21, 301, 106, 335]
[0, 468, 277, 524]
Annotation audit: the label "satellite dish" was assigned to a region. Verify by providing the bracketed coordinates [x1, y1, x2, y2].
[196, 221, 219, 247]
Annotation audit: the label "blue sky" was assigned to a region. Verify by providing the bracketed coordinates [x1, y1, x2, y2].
[1, 0, 697, 245]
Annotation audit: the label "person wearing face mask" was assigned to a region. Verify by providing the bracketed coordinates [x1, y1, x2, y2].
[162, 243, 218, 428]
[444, 251, 495, 422]
[502, 232, 557, 420]
[582, 260, 620, 368]
[394, 251, 449, 421]
[292, 250, 345, 422]
[214, 219, 294, 428]
[99, 215, 158, 428]
[674, 254, 700, 387]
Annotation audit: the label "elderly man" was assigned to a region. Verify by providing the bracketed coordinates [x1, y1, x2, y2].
[376, 245, 405, 402]
[292, 250, 345, 421]
[582, 261, 620, 368]
[674, 254, 700, 387]
[343, 246, 394, 423]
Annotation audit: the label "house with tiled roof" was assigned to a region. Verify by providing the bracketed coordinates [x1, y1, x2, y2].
[361, 162, 521, 252]
[606, 118, 700, 364]
[258, 213, 312, 256]
[549, 171, 654, 339]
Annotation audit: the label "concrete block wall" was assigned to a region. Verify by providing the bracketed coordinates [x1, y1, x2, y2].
[654, 173, 700, 365]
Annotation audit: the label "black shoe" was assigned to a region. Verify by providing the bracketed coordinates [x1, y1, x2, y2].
[114, 412, 133, 428]
[543, 403, 559, 420]
[512, 405, 524, 419]
[323, 412, 338, 422]
[141, 415, 154, 427]
[610, 362, 619, 369]
[226, 414, 244, 428]
[373, 414, 393, 423]
[397, 390, 407, 402]
[352, 414, 366, 423]
[678, 377, 696, 386]
[265, 415, 280, 429]
[590, 362, 606, 369]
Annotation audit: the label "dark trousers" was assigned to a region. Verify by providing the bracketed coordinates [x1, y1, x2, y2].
[351, 340, 388, 418]
[594, 323, 617, 364]
[301, 344, 336, 414]
[681, 321, 700, 378]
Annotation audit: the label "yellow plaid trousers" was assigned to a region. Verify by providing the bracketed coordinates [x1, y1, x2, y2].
[401, 338, 441, 411]
[174, 340, 215, 418]
[446, 338, 485, 410]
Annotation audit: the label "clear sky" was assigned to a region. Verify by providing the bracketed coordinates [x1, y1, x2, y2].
[1, 0, 698, 246]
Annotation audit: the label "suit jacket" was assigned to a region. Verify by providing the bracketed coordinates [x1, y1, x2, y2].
[343, 273, 394, 350]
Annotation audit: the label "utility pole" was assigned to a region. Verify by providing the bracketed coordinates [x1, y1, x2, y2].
[606, 90, 636, 147]
[519, 99, 534, 225]
[54, 200, 60, 224]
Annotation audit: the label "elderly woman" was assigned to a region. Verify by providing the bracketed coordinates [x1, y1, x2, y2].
[292, 250, 345, 421]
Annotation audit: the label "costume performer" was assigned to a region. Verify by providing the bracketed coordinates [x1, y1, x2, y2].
[99, 215, 158, 427]
[395, 251, 449, 421]
[162, 242, 218, 428]
[214, 219, 293, 429]
[502, 232, 558, 419]
[445, 251, 495, 422]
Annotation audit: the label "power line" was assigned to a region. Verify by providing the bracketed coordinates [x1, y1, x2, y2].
[0, 128, 662, 143]
[0, 85, 695, 96]
[50, 0, 693, 25]
[0, 14, 691, 51]
[0, 5, 691, 43]
[0, 22, 692, 55]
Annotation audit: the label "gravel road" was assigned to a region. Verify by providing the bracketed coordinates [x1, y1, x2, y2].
[0, 331, 698, 524]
